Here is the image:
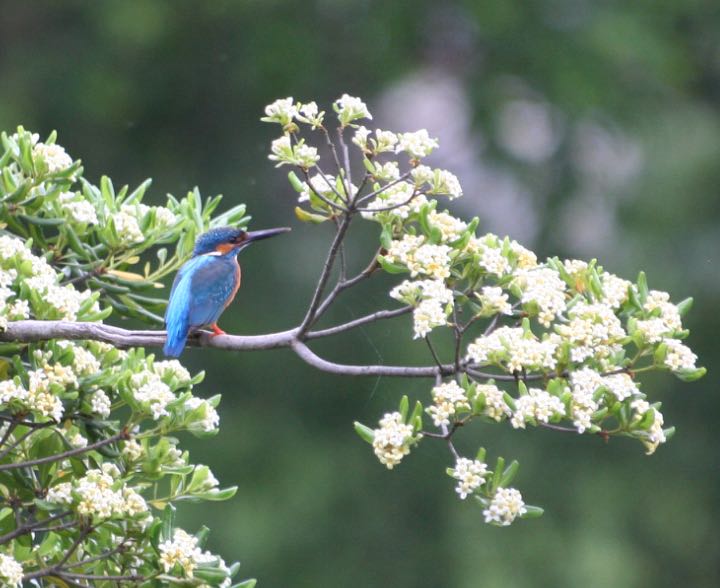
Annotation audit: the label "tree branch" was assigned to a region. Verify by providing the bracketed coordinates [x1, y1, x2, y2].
[0, 432, 127, 472]
[306, 306, 412, 339]
[0, 320, 297, 351]
[290, 340, 450, 377]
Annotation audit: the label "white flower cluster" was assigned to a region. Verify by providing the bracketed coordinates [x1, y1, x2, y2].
[466, 327, 557, 373]
[268, 136, 319, 169]
[113, 202, 177, 245]
[600, 272, 631, 308]
[569, 368, 641, 433]
[153, 359, 192, 385]
[428, 210, 467, 242]
[427, 381, 469, 427]
[47, 466, 149, 521]
[631, 399, 667, 455]
[396, 130, 439, 159]
[476, 286, 512, 317]
[59, 191, 98, 224]
[663, 339, 697, 371]
[33, 141, 73, 173]
[91, 389, 112, 418]
[299, 173, 356, 204]
[474, 383, 512, 421]
[513, 267, 567, 327]
[390, 279, 453, 338]
[0, 235, 98, 322]
[510, 387, 566, 429]
[386, 234, 451, 280]
[159, 528, 218, 580]
[411, 165, 463, 199]
[361, 182, 427, 220]
[372, 412, 416, 469]
[334, 94, 372, 126]
[483, 487, 527, 526]
[557, 301, 625, 363]
[451, 458, 488, 499]
[185, 397, 220, 433]
[130, 370, 177, 420]
[353, 126, 398, 154]
[0, 553, 23, 587]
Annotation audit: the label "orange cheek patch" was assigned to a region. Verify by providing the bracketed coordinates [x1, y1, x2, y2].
[216, 243, 236, 254]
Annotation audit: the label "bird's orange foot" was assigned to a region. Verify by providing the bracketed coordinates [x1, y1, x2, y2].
[210, 324, 226, 336]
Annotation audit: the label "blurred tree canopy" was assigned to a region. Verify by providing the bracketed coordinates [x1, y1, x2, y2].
[0, 2, 718, 587]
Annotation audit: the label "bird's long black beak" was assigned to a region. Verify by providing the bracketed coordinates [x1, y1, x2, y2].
[246, 227, 291, 243]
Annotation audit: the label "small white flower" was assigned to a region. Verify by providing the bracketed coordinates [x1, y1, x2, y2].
[476, 286, 512, 316]
[68, 432, 88, 448]
[352, 126, 371, 151]
[0, 553, 23, 587]
[663, 339, 697, 371]
[510, 387, 565, 429]
[47, 482, 73, 505]
[268, 136, 319, 169]
[483, 487, 527, 526]
[475, 384, 512, 421]
[185, 397, 220, 432]
[91, 390, 112, 418]
[297, 101, 324, 129]
[513, 267, 567, 327]
[427, 381, 469, 427]
[122, 439, 144, 461]
[372, 412, 416, 469]
[113, 211, 144, 244]
[396, 129, 439, 159]
[33, 142, 73, 173]
[159, 528, 214, 579]
[334, 94, 372, 125]
[261, 97, 298, 126]
[452, 458, 488, 499]
[64, 199, 98, 224]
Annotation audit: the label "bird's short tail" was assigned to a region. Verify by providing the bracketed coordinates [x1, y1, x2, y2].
[164, 319, 189, 357]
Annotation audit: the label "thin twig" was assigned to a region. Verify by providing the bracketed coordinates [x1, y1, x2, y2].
[424, 336, 444, 371]
[298, 214, 353, 334]
[0, 511, 72, 545]
[0, 432, 126, 472]
[306, 306, 412, 339]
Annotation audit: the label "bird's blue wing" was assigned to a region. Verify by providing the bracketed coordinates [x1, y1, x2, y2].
[163, 255, 238, 357]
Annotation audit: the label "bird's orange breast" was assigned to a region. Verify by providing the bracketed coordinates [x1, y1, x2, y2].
[224, 261, 241, 309]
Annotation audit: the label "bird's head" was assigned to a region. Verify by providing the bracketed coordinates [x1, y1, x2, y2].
[192, 226, 291, 257]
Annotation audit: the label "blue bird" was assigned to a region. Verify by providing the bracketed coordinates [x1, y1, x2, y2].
[163, 226, 290, 357]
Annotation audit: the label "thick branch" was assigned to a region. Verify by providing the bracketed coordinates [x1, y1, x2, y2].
[0, 320, 297, 351]
[290, 340, 451, 377]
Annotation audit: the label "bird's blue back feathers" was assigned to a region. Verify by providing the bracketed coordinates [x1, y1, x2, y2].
[164, 253, 240, 357]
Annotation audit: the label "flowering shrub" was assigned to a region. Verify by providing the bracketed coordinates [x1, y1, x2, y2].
[262, 95, 705, 525]
[0, 93, 705, 585]
[0, 129, 249, 586]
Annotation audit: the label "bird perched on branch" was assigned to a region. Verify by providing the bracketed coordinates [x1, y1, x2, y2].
[163, 226, 290, 357]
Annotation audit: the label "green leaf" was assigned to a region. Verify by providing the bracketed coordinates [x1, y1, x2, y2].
[398, 395, 409, 420]
[500, 460, 520, 487]
[676, 297, 693, 317]
[288, 171, 304, 192]
[354, 422, 375, 444]
[160, 503, 176, 542]
[674, 367, 706, 382]
[521, 505, 544, 519]
[637, 271, 648, 304]
[295, 206, 328, 223]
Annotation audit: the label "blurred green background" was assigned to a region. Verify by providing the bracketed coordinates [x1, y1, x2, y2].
[1, 1, 718, 586]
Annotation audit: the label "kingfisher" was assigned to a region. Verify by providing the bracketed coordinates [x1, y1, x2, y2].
[163, 225, 290, 357]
